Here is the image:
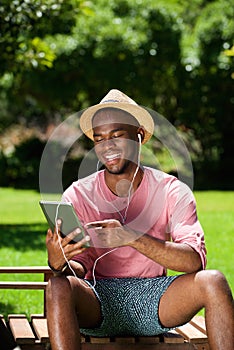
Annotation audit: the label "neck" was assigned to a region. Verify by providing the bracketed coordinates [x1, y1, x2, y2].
[104, 165, 144, 197]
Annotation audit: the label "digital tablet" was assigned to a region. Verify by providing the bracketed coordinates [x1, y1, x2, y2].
[39, 200, 90, 247]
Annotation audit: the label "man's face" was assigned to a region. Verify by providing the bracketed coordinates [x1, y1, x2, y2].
[92, 109, 140, 175]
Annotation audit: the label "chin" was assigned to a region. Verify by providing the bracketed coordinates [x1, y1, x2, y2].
[104, 159, 131, 175]
[106, 166, 123, 175]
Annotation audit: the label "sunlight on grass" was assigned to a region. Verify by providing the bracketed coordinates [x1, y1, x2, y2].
[0, 187, 61, 224]
[194, 191, 234, 293]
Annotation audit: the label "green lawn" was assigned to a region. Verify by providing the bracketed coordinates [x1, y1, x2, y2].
[0, 187, 233, 317]
[194, 191, 233, 286]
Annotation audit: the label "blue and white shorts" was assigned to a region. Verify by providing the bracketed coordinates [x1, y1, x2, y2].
[80, 276, 178, 337]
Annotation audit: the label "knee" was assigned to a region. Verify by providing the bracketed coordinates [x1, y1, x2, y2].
[46, 275, 72, 302]
[196, 269, 230, 296]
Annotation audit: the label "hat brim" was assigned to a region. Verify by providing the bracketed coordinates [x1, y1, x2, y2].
[80, 102, 154, 144]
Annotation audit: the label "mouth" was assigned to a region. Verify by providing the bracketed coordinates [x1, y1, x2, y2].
[102, 152, 122, 165]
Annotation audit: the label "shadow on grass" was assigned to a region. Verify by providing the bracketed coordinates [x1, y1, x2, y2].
[0, 224, 48, 251]
[0, 300, 16, 317]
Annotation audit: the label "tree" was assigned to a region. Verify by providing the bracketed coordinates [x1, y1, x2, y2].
[0, 0, 85, 128]
[0, 0, 233, 188]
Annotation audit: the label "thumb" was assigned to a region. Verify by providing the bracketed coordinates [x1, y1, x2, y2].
[46, 228, 53, 242]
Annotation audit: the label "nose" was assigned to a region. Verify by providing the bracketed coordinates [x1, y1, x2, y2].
[96, 138, 117, 150]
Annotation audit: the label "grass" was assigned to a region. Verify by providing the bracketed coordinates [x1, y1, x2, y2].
[0, 188, 59, 316]
[0, 187, 233, 318]
[195, 191, 233, 279]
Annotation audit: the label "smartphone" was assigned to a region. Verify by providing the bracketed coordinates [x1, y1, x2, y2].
[39, 200, 90, 247]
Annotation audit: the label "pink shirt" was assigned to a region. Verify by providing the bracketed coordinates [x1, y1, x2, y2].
[63, 167, 207, 279]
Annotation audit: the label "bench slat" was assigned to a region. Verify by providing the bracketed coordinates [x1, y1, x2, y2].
[114, 336, 136, 343]
[163, 329, 184, 343]
[8, 315, 35, 344]
[32, 318, 49, 343]
[137, 336, 160, 344]
[89, 336, 111, 344]
[81, 344, 195, 349]
[190, 315, 207, 335]
[176, 322, 208, 344]
[0, 281, 47, 290]
[0, 266, 50, 273]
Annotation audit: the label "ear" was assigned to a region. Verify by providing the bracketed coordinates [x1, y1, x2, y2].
[137, 126, 145, 143]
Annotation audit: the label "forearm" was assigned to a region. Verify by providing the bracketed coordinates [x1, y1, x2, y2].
[129, 233, 202, 273]
[64, 260, 86, 278]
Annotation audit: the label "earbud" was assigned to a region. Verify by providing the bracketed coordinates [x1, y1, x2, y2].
[137, 133, 141, 143]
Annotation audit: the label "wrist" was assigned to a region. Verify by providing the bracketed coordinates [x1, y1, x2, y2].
[48, 260, 68, 276]
[125, 227, 143, 248]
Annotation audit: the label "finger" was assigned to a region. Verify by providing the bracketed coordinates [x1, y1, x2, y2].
[62, 227, 82, 245]
[77, 235, 91, 247]
[68, 227, 81, 240]
[63, 228, 91, 247]
[85, 221, 106, 229]
[54, 218, 62, 233]
[47, 228, 53, 238]
[85, 219, 115, 229]
[65, 236, 91, 259]
[46, 229, 53, 244]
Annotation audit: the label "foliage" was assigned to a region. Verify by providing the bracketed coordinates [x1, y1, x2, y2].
[0, 0, 79, 74]
[0, 138, 45, 189]
[0, 0, 233, 189]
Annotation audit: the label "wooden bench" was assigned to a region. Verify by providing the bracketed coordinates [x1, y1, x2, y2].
[0, 267, 209, 349]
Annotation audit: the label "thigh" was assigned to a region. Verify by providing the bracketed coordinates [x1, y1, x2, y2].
[159, 272, 205, 328]
[68, 277, 102, 328]
[47, 275, 102, 329]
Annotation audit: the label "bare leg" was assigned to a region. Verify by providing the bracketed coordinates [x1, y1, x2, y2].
[159, 270, 234, 350]
[46, 276, 101, 350]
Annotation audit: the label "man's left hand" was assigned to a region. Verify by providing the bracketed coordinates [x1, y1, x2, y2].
[85, 219, 140, 248]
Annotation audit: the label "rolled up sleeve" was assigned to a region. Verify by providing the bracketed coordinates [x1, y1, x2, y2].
[168, 181, 207, 269]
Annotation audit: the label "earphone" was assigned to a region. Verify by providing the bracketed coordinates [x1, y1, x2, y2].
[54, 132, 143, 289]
[138, 133, 141, 143]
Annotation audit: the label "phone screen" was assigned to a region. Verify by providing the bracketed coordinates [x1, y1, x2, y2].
[39, 201, 90, 246]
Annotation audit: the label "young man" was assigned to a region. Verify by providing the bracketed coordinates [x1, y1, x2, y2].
[46, 89, 233, 350]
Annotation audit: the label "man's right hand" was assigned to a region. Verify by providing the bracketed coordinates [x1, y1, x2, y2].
[46, 219, 90, 272]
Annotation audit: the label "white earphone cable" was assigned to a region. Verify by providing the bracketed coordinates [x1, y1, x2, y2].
[53, 134, 142, 289]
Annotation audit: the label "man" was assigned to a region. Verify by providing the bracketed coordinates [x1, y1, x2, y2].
[46, 89, 233, 350]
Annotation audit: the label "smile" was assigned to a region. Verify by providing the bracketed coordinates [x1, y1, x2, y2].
[103, 152, 122, 164]
[105, 153, 121, 160]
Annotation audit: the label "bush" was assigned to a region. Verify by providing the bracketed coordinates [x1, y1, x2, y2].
[1, 138, 46, 189]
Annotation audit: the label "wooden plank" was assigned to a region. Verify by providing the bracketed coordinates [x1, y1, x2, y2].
[20, 344, 47, 350]
[176, 322, 208, 344]
[81, 343, 196, 349]
[90, 336, 112, 344]
[31, 314, 86, 345]
[32, 318, 49, 343]
[190, 316, 207, 335]
[0, 266, 50, 274]
[0, 281, 47, 289]
[8, 315, 35, 344]
[114, 336, 136, 343]
[137, 336, 160, 344]
[163, 330, 184, 343]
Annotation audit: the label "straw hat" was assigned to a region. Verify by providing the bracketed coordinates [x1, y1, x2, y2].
[79, 89, 154, 144]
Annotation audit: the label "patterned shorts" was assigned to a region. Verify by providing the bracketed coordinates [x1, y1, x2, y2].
[80, 276, 178, 337]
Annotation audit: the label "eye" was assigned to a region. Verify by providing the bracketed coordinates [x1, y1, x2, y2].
[112, 132, 124, 139]
[94, 137, 104, 143]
